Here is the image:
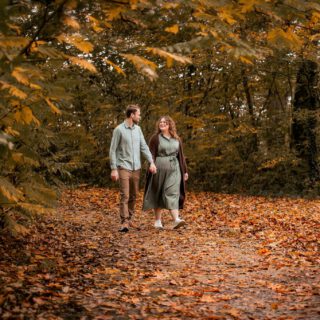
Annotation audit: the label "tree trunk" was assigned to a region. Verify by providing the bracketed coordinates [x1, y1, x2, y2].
[291, 60, 320, 180]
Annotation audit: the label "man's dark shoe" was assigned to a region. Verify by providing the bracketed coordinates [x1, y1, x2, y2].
[119, 222, 129, 232]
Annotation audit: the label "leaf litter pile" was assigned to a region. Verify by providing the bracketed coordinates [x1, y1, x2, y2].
[1, 187, 319, 319]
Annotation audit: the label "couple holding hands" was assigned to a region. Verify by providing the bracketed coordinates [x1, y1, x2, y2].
[109, 104, 188, 232]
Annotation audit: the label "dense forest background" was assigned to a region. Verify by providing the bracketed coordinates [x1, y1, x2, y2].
[1, 0, 320, 234]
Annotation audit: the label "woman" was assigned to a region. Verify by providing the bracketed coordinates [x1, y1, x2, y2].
[143, 116, 188, 229]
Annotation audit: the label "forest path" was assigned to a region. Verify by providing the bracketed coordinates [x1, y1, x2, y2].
[1, 187, 319, 319]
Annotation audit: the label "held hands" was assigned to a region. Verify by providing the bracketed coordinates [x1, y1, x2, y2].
[184, 173, 189, 181]
[149, 163, 157, 174]
[111, 169, 119, 181]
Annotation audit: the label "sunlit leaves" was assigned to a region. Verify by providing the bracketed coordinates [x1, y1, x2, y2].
[0, 81, 28, 100]
[238, 0, 260, 13]
[105, 7, 125, 21]
[11, 67, 42, 90]
[267, 27, 303, 51]
[44, 97, 62, 115]
[68, 56, 97, 73]
[63, 16, 81, 30]
[146, 48, 192, 68]
[0, 37, 29, 48]
[56, 34, 94, 53]
[217, 6, 238, 25]
[14, 106, 40, 126]
[0, 177, 24, 203]
[87, 15, 109, 33]
[121, 53, 158, 80]
[12, 152, 40, 168]
[104, 59, 126, 76]
[165, 25, 179, 34]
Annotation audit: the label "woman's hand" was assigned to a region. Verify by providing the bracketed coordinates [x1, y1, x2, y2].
[184, 173, 189, 181]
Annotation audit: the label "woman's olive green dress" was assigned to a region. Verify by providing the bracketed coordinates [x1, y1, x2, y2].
[143, 134, 181, 210]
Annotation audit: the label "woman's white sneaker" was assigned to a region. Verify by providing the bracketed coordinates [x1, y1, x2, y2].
[154, 220, 164, 229]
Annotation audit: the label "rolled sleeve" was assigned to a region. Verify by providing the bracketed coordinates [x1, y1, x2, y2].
[109, 127, 120, 170]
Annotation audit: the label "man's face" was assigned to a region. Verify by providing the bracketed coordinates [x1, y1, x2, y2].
[132, 109, 141, 124]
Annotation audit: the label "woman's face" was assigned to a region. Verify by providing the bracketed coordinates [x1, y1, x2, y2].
[159, 118, 169, 131]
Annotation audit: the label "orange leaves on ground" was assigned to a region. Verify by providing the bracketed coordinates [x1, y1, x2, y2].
[1, 187, 319, 319]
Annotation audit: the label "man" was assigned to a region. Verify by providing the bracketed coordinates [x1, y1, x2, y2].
[109, 105, 157, 232]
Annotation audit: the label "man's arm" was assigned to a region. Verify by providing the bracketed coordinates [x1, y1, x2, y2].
[109, 127, 120, 181]
[139, 128, 157, 173]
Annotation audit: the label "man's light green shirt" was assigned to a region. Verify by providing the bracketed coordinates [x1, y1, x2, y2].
[109, 121, 153, 171]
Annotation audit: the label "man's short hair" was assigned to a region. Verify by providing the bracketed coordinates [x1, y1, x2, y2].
[126, 104, 140, 118]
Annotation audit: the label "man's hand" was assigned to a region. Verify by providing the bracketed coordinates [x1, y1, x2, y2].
[149, 163, 157, 174]
[111, 169, 119, 181]
[184, 173, 189, 181]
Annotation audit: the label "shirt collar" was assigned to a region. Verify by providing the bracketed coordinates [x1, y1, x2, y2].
[123, 120, 135, 129]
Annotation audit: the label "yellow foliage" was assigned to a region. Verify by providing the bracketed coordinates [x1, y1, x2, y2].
[12, 153, 40, 167]
[0, 177, 24, 203]
[29, 83, 42, 90]
[30, 40, 47, 53]
[267, 27, 303, 51]
[87, 16, 105, 33]
[121, 54, 158, 81]
[11, 69, 29, 86]
[217, 7, 238, 25]
[11, 67, 43, 90]
[105, 7, 125, 21]
[68, 56, 97, 73]
[238, 0, 261, 13]
[65, 0, 78, 9]
[258, 157, 285, 170]
[239, 56, 254, 64]
[104, 59, 126, 76]
[63, 16, 81, 30]
[7, 23, 21, 35]
[0, 37, 29, 48]
[310, 33, 320, 41]
[14, 106, 40, 126]
[44, 97, 62, 114]
[0, 81, 28, 99]
[162, 3, 179, 9]
[146, 47, 192, 68]
[19, 203, 54, 215]
[130, 0, 138, 9]
[165, 25, 179, 34]
[311, 11, 320, 24]
[57, 34, 94, 53]
[4, 126, 20, 137]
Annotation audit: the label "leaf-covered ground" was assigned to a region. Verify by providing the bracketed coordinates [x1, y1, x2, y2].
[1, 188, 320, 319]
